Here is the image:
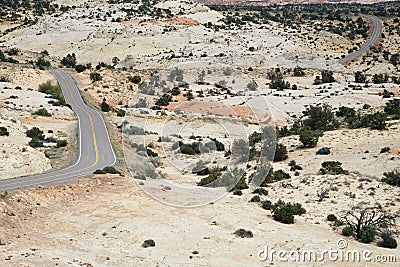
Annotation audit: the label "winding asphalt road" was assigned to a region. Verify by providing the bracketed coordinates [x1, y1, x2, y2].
[339, 15, 382, 64]
[0, 69, 116, 191]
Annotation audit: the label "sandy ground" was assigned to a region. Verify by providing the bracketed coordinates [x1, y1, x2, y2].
[0, 172, 399, 266]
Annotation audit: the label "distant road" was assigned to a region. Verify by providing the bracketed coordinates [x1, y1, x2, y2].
[339, 15, 382, 64]
[0, 69, 116, 191]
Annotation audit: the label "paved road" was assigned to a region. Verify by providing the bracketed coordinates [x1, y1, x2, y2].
[340, 15, 382, 64]
[0, 69, 116, 191]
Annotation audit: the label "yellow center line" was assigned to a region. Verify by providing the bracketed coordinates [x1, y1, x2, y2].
[2, 70, 100, 188]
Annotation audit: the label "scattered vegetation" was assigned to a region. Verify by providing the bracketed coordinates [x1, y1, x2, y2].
[382, 170, 400, 186]
[342, 226, 354, 236]
[234, 229, 253, 238]
[61, 53, 77, 68]
[273, 143, 288, 162]
[90, 72, 102, 82]
[56, 140, 68, 148]
[319, 161, 349, 175]
[142, 239, 156, 248]
[378, 233, 398, 249]
[128, 75, 142, 84]
[32, 108, 52, 117]
[342, 206, 396, 245]
[0, 126, 10, 136]
[299, 127, 319, 148]
[252, 187, 268, 196]
[38, 81, 66, 106]
[94, 166, 120, 174]
[327, 214, 337, 222]
[271, 200, 306, 224]
[100, 99, 111, 112]
[314, 70, 335, 85]
[302, 104, 339, 132]
[26, 127, 45, 148]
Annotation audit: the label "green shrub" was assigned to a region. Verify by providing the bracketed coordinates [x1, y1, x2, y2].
[142, 239, 155, 248]
[259, 167, 290, 187]
[231, 174, 248, 191]
[26, 127, 45, 140]
[250, 195, 261, 202]
[358, 226, 376, 243]
[360, 112, 387, 130]
[155, 94, 172, 106]
[380, 146, 390, 153]
[56, 140, 68, 148]
[354, 71, 366, 83]
[336, 106, 356, 119]
[248, 131, 261, 146]
[32, 108, 52, 117]
[170, 87, 181, 95]
[128, 75, 142, 84]
[384, 99, 400, 115]
[38, 81, 66, 106]
[234, 229, 253, 238]
[146, 148, 158, 157]
[233, 189, 242, 195]
[327, 214, 337, 222]
[210, 138, 225, 151]
[342, 226, 353, 236]
[293, 66, 305, 77]
[192, 160, 209, 175]
[197, 167, 247, 191]
[252, 188, 268, 196]
[382, 170, 400, 186]
[103, 166, 120, 174]
[36, 58, 51, 70]
[61, 53, 77, 68]
[94, 169, 107, 174]
[289, 160, 303, 171]
[124, 126, 145, 135]
[0, 126, 9, 136]
[302, 104, 339, 131]
[320, 161, 349, 175]
[273, 170, 291, 181]
[299, 127, 319, 148]
[117, 109, 126, 117]
[28, 138, 44, 148]
[378, 233, 398, 249]
[185, 91, 194, 100]
[100, 100, 111, 112]
[198, 172, 221, 187]
[261, 200, 273, 210]
[372, 73, 389, 84]
[75, 64, 87, 73]
[90, 72, 102, 82]
[314, 70, 335, 85]
[271, 200, 306, 224]
[274, 143, 288, 162]
[178, 142, 200, 155]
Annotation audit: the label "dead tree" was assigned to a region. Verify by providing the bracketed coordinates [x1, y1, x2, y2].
[343, 205, 397, 237]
